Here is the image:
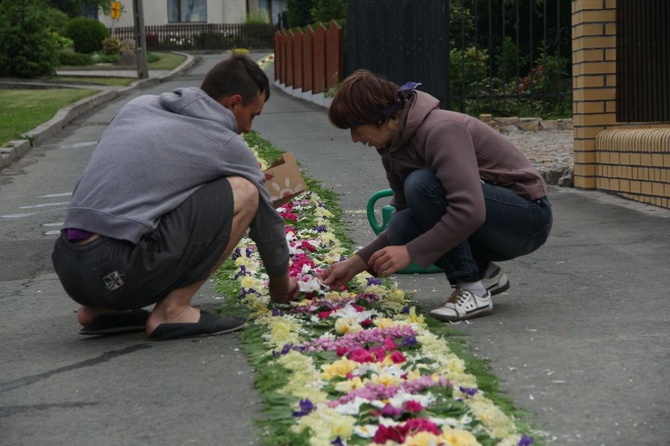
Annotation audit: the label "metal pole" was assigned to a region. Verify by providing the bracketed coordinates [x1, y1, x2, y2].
[133, 0, 149, 79]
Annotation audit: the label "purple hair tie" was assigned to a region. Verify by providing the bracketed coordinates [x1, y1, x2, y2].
[398, 81, 422, 94]
[377, 82, 422, 120]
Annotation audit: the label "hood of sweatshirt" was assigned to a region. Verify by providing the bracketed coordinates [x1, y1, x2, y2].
[158, 87, 238, 132]
[387, 91, 440, 153]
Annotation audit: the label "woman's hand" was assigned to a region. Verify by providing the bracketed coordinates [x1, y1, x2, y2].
[318, 255, 367, 289]
[368, 245, 412, 277]
[268, 274, 300, 304]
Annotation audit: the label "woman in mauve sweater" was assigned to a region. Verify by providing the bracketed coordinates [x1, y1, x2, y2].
[319, 69, 553, 322]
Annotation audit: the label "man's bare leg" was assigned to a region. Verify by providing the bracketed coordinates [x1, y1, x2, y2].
[145, 176, 259, 334]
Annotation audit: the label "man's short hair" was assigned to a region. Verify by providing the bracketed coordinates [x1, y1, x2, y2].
[200, 55, 270, 104]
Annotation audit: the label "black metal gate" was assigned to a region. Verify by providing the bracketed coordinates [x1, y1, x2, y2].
[617, 0, 670, 123]
[346, 0, 571, 118]
[346, 0, 451, 109]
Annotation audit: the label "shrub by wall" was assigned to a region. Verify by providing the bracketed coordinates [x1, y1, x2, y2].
[64, 17, 109, 53]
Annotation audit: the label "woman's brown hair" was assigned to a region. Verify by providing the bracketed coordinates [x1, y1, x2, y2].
[328, 69, 400, 129]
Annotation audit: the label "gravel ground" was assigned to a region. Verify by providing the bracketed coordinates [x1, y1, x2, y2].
[503, 130, 574, 186]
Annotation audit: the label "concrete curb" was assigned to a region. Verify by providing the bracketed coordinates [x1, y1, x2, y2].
[0, 52, 196, 171]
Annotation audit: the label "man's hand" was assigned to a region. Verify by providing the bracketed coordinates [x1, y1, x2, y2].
[318, 255, 367, 289]
[368, 245, 412, 277]
[268, 274, 300, 304]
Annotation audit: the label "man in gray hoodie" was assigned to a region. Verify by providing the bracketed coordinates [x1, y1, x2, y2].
[52, 55, 298, 340]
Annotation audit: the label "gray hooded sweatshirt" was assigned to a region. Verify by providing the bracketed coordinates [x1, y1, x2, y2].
[64, 87, 289, 277]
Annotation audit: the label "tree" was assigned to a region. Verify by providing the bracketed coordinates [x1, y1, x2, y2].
[0, 0, 59, 78]
[286, 0, 315, 28]
[47, 0, 112, 17]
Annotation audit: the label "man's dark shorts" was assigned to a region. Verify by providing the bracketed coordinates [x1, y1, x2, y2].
[52, 178, 234, 310]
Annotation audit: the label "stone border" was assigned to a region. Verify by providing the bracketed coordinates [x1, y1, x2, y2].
[479, 114, 573, 133]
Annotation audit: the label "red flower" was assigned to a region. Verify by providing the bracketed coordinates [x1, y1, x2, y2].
[390, 350, 406, 364]
[361, 318, 373, 327]
[349, 349, 376, 363]
[404, 400, 423, 413]
[373, 425, 406, 444]
[317, 310, 334, 319]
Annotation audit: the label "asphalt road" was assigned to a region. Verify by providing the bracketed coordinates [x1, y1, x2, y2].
[2, 52, 670, 445]
[1, 54, 267, 446]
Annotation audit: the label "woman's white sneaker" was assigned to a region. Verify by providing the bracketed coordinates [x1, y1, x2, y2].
[482, 266, 510, 295]
[430, 288, 493, 322]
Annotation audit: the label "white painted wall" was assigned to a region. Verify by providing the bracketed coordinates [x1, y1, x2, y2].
[99, 0, 250, 28]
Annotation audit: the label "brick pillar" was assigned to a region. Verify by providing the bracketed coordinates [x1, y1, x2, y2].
[571, 0, 617, 189]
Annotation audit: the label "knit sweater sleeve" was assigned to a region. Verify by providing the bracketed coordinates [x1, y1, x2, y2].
[407, 121, 486, 268]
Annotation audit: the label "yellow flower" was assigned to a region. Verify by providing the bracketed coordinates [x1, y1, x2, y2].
[314, 207, 334, 218]
[374, 317, 401, 329]
[334, 376, 365, 393]
[266, 317, 302, 347]
[466, 397, 518, 439]
[239, 275, 263, 291]
[440, 426, 480, 446]
[334, 318, 363, 335]
[368, 372, 402, 387]
[321, 358, 359, 380]
[292, 407, 356, 445]
[405, 431, 443, 446]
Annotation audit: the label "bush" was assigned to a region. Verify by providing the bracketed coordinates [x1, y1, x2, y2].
[58, 50, 93, 66]
[0, 0, 59, 78]
[311, 0, 348, 23]
[45, 7, 69, 34]
[286, 0, 315, 28]
[101, 37, 124, 55]
[64, 17, 109, 53]
[51, 32, 74, 51]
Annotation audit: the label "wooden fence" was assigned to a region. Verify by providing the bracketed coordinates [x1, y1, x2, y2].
[273, 20, 343, 96]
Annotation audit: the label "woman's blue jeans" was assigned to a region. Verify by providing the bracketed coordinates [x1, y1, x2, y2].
[385, 168, 553, 283]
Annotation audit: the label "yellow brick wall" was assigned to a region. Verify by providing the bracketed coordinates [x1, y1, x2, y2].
[572, 0, 617, 189]
[572, 0, 670, 209]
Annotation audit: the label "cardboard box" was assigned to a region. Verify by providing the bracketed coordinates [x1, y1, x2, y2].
[263, 152, 307, 207]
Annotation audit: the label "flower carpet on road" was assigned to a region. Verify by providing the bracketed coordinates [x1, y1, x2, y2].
[214, 142, 536, 445]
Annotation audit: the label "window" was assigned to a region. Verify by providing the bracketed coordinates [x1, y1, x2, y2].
[168, 0, 207, 23]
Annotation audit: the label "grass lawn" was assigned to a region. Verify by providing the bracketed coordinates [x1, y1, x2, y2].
[0, 52, 189, 147]
[57, 51, 187, 72]
[45, 76, 136, 87]
[0, 89, 98, 147]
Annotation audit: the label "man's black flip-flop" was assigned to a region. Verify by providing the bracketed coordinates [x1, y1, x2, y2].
[148, 310, 247, 341]
[79, 309, 151, 336]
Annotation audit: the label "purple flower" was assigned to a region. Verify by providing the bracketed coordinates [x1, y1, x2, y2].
[518, 435, 535, 446]
[292, 398, 315, 417]
[330, 437, 345, 446]
[459, 386, 478, 397]
[272, 308, 285, 316]
[280, 343, 294, 355]
[314, 224, 328, 233]
[400, 335, 417, 347]
[400, 306, 410, 314]
[380, 403, 403, 417]
[234, 265, 248, 279]
[367, 277, 383, 286]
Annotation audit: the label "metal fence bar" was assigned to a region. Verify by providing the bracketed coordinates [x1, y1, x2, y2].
[110, 23, 275, 51]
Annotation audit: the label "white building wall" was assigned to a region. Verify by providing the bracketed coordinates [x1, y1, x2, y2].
[99, 0, 249, 28]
